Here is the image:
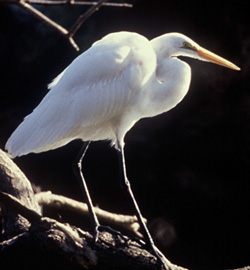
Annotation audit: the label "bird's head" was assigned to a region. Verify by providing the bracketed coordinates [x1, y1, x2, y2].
[151, 33, 240, 71]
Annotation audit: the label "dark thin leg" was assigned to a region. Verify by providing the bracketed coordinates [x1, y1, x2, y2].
[73, 141, 126, 243]
[117, 141, 169, 269]
[73, 141, 100, 240]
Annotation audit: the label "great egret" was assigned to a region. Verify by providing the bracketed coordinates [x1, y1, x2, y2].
[5, 31, 240, 268]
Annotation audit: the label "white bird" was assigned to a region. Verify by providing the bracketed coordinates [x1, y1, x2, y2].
[5, 31, 240, 268]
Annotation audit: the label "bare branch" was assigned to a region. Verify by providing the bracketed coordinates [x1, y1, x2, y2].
[25, 0, 133, 7]
[68, 0, 109, 39]
[0, 191, 41, 223]
[0, 0, 132, 50]
[35, 191, 144, 237]
[0, 216, 171, 270]
[0, 186, 144, 237]
[18, 0, 67, 34]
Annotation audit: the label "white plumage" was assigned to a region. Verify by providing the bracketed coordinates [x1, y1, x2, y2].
[5, 31, 239, 157]
[5, 31, 240, 269]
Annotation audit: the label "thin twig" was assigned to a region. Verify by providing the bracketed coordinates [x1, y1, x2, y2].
[15, 0, 84, 49]
[1, 0, 132, 50]
[68, 0, 109, 39]
[18, 0, 68, 35]
[25, 0, 132, 7]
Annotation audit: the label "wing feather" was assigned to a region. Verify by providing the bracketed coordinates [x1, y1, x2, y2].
[6, 32, 156, 157]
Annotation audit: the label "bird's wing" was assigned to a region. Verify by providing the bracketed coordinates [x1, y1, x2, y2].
[6, 32, 156, 157]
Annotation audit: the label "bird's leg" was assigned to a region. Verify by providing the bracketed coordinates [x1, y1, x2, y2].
[117, 142, 154, 247]
[73, 142, 127, 243]
[117, 142, 171, 269]
[73, 141, 100, 241]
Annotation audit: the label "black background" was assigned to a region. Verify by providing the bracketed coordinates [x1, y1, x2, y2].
[0, 1, 250, 269]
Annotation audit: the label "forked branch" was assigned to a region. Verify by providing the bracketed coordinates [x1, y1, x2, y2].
[0, 0, 132, 50]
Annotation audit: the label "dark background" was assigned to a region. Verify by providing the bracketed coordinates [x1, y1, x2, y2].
[0, 1, 249, 269]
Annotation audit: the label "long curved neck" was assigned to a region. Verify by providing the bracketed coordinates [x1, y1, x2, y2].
[141, 57, 191, 118]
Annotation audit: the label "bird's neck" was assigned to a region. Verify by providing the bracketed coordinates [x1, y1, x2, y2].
[141, 57, 192, 118]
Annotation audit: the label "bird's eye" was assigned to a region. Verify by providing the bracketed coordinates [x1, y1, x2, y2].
[182, 42, 195, 50]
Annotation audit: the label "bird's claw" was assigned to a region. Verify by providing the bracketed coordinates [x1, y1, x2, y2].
[92, 225, 100, 242]
[92, 224, 128, 243]
[91, 225, 170, 270]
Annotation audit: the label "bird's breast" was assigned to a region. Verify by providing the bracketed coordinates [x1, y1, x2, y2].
[137, 58, 192, 118]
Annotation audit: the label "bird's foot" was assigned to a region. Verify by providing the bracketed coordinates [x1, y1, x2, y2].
[91, 225, 170, 269]
[92, 224, 100, 242]
[92, 224, 128, 243]
[148, 243, 172, 270]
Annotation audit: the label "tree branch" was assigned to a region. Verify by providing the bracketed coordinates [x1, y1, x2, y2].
[0, 0, 132, 50]
[25, 0, 132, 7]
[1, 144, 250, 269]
[35, 191, 144, 237]
[68, 0, 109, 40]
[0, 191, 41, 223]
[0, 148, 176, 270]
[0, 216, 172, 270]
[0, 149, 41, 237]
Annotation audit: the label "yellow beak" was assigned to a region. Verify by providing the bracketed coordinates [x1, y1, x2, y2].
[197, 47, 240, 71]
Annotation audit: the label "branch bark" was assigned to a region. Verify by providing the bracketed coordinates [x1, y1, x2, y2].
[0, 148, 249, 270]
[35, 191, 144, 237]
[0, 148, 175, 269]
[0, 149, 41, 238]
[0, 216, 172, 270]
[25, 0, 132, 7]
